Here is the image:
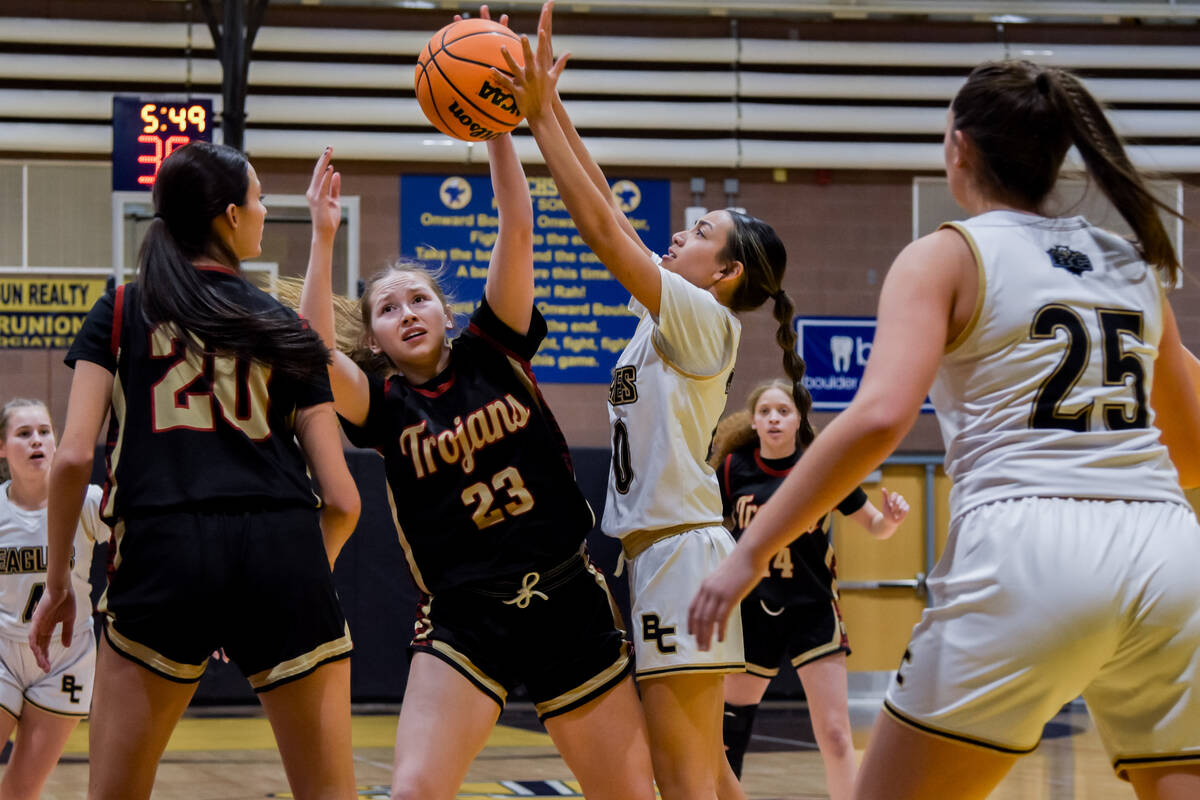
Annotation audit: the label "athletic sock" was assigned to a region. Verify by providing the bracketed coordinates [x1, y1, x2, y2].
[722, 701, 759, 779]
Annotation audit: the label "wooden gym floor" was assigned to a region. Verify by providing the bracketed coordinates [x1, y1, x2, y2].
[26, 701, 1136, 799]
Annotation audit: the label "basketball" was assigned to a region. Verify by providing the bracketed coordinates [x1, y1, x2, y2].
[415, 18, 525, 141]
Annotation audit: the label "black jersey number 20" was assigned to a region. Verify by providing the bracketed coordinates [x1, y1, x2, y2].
[150, 328, 271, 440]
[1029, 304, 1147, 431]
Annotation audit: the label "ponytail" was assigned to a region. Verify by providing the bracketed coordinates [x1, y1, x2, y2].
[770, 291, 816, 448]
[1040, 68, 1181, 282]
[952, 61, 1182, 283]
[143, 142, 330, 381]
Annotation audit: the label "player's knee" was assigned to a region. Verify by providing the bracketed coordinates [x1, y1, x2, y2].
[816, 721, 855, 759]
[390, 774, 449, 800]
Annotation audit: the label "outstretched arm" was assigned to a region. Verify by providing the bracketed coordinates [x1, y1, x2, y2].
[483, 133, 535, 334]
[298, 147, 371, 426]
[845, 488, 909, 540]
[495, 2, 664, 314]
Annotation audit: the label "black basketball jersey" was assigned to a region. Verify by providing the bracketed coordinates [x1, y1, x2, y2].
[718, 446, 867, 607]
[66, 267, 333, 523]
[340, 300, 593, 596]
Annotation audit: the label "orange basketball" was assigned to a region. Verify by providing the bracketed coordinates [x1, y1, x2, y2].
[415, 19, 525, 141]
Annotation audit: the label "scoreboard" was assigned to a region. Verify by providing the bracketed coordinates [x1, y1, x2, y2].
[112, 96, 214, 191]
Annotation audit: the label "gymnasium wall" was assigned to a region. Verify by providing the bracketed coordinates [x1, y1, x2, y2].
[6, 0, 1200, 702]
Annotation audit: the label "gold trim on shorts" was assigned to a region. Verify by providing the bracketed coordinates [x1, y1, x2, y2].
[883, 700, 1038, 755]
[0, 702, 19, 721]
[427, 640, 508, 705]
[535, 640, 631, 719]
[105, 621, 207, 682]
[248, 623, 354, 691]
[1113, 752, 1200, 781]
[621, 523, 715, 561]
[791, 640, 847, 669]
[636, 662, 745, 680]
[22, 693, 89, 719]
[744, 662, 780, 679]
[791, 600, 847, 669]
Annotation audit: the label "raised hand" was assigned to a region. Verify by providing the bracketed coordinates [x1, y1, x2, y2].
[490, 1, 569, 124]
[306, 147, 341, 241]
[454, 4, 509, 28]
[880, 487, 910, 523]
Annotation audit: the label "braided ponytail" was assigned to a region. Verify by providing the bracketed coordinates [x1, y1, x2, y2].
[770, 290, 816, 448]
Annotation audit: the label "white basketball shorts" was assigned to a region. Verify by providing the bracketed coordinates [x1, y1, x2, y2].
[0, 627, 96, 719]
[885, 497, 1200, 779]
[626, 525, 745, 679]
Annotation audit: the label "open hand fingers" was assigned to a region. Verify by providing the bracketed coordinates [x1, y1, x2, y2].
[310, 146, 332, 185]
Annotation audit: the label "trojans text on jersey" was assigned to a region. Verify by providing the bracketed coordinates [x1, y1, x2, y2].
[398, 393, 532, 478]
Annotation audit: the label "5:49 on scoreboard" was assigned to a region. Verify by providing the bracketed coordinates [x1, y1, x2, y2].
[112, 96, 214, 192]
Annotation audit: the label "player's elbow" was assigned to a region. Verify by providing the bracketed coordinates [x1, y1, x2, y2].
[851, 399, 916, 452]
[323, 482, 361, 527]
[51, 443, 94, 479]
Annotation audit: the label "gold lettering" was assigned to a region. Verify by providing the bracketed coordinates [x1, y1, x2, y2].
[398, 422, 429, 479]
[436, 429, 460, 464]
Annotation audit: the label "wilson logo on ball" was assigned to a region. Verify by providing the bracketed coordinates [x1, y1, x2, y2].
[415, 18, 526, 141]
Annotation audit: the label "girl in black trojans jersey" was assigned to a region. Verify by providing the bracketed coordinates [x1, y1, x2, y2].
[300, 17, 654, 799]
[29, 142, 361, 800]
[710, 380, 908, 799]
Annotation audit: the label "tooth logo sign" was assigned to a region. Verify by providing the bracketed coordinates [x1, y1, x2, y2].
[830, 335, 854, 373]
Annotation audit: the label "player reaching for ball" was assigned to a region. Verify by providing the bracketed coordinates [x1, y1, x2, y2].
[300, 12, 656, 800]
[494, 5, 811, 799]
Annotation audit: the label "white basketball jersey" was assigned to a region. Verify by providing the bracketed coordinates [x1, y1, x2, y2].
[602, 266, 741, 539]
[0, 483, 108, 639]
[931, 210, 1186, 520]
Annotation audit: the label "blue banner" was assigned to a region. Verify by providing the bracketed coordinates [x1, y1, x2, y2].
[400, 174, 669, 383]
[795, 316, 933, 412]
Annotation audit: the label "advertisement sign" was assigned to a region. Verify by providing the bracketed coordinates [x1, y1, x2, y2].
[0, 276, 108, 349]
[795, 316, 933, 412]
[400, 174, 669, 383]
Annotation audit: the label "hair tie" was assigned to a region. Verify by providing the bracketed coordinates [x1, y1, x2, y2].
[153, 213, 165, 220]
[1035, 71, 1051, 95]
[773, 289, 787, 302]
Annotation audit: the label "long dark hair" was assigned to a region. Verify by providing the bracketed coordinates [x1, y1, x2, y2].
[951, 60, 1180, 282]
[139, 141, 329, 380]
[721, 210, 815, 449]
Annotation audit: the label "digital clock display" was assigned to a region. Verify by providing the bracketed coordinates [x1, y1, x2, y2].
[112, 96, 214, 191]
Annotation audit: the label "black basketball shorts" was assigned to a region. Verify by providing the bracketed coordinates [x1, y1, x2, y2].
[410, 552, 631, 721]
[101, 507, 352, 692]
[740, 593, 849, 678]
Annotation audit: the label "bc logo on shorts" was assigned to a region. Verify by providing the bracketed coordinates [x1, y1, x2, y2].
[641, 613, 676, 654]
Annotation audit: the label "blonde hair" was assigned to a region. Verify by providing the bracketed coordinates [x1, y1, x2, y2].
[0, 398, 50, 483]
[277, 260, 456, 375]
